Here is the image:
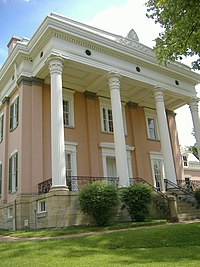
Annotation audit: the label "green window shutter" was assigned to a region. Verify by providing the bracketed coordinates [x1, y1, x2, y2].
[15, 153, 18, 191]
[0, 114, 3, 142]
[10, 103, 13, 131]
[16, 97, 19, 126]
[2, 114, 4, 141]
[8, 157, 12, 193]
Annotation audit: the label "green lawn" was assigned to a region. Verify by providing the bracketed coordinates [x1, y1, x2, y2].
[0, 222, 200, 267]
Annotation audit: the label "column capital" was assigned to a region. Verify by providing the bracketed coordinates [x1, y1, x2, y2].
[47, 56, 64, 75]
[106, 71, 120, 90]
[188, 97, 200, 113]
[152, 86, 165, 102]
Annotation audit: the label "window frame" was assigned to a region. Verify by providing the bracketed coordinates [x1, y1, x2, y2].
[144, 108, 160, 140]
[99, 97, 127, 134]
[99, 142, 134, 179]
[10, 96, 19, 132]
[63, 89, 75, 128]
[0, 113, 4, 143]
[37, 199, 46, 213]
[7, 207, 13, 219]
[150, 152, 165, 191]
[8, 151, 18, 194]
[182, 155, 188, 167]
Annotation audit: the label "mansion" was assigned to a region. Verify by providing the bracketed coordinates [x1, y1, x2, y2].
[0, 13, 200, 229]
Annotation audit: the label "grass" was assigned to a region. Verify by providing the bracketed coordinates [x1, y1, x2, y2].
[0, 222, 200, 266]
[0, 220, 166, 238]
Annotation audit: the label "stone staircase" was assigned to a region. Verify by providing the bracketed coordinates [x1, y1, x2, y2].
[165, 187, 200, 221]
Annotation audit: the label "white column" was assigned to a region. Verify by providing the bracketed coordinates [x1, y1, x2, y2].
[107, 72, 129, 187]
[188, 97, 200, 159]
[153, 87, 177, 184]
[48, 56, 67, 190]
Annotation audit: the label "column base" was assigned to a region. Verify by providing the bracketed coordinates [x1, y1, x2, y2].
[50, 185, 69, 192]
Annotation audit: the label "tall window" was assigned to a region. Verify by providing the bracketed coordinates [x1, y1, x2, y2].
[152, 160, 162, 191]
[65, 142, 78, 190]
[8, 151, 18, 194]
[63, 89, 75, 128]
[0, 113, 4, 142]
[10, 96, 19, 131]
[144, 108, 159, 140]
[148, 118, 157, 139]
[99, 97, 127, 134]
[102, 107, 113, 133]
[65, 153, 72, 177]
[0, 162, 2, 197]
[150, 152, 165, 191]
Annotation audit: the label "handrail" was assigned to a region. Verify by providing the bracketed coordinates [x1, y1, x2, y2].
[132, 177, 168, 199]
[131, 177, 169, 214]
[164, 179, 194, 197]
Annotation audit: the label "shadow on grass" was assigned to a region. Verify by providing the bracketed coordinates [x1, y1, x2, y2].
[1, 223, 200, 266]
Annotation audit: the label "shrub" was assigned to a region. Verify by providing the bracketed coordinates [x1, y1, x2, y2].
[78, 181, 119, 226]
[122, 183, 153, 222]
[194, 188, 200, 207]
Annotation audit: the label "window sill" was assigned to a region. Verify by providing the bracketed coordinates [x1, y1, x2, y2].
[147, 138, 160, 142]
[37, 211, 47, 218]
[64, 125, 75, 129]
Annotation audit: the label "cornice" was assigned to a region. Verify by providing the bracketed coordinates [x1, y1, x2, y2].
[17, 76, 44, 87]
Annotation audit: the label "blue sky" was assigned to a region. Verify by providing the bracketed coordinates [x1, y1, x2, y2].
[0, 0, 199, 147]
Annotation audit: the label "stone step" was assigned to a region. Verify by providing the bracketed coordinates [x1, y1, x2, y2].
[178, 213, 200, 221]
[177, 206, 199, 213]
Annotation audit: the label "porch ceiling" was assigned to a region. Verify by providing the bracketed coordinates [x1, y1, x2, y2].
[38, 59, 188, 111]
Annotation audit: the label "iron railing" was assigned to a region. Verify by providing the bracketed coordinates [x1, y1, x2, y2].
[38, 176, 119, 194]
[177, 179, 200, 192]
[164, 179, 197, 205]
[131, 177, 169, 214]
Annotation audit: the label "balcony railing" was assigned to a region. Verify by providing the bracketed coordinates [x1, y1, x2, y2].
[177, 179, 200, 192]
[38, 176, 119, 194]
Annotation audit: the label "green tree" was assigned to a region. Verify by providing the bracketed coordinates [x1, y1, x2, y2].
[187, 144, 199, 160]
[146, 0, 200, 70]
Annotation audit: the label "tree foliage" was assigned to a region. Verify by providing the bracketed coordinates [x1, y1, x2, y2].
[146, 0, 200, 70]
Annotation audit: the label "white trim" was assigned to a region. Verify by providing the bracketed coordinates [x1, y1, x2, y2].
[98, 97, 127, 135]
[65, 141, 78, 177]
[10, 94, 19, 105]
[100, 142, 133, 178]
[10, 149, 18, 158]
[63, 88, 75, 128]
[7, 206, 13, 219]
[149, 152, 165, 191]
[144, 108, 160, 140]
[37, 199, 46, 213]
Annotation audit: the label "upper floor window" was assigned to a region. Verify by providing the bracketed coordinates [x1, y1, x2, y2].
[144, 108, 159, 140]
[63, 89, 75, 128]
[102, 107, 113, 133]
[99, 97, 127, 134]
[0, 113, 4, 143]
[8, 151, 18, 194]
[182, 155, 188, 166]
[10, 96, 19, 131]
[0, 162, 2, 197]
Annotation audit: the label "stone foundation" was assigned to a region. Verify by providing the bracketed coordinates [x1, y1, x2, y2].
[0, 190, 170, 230]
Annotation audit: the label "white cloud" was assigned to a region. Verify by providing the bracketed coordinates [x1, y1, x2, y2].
[86, 0, 161, 48]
